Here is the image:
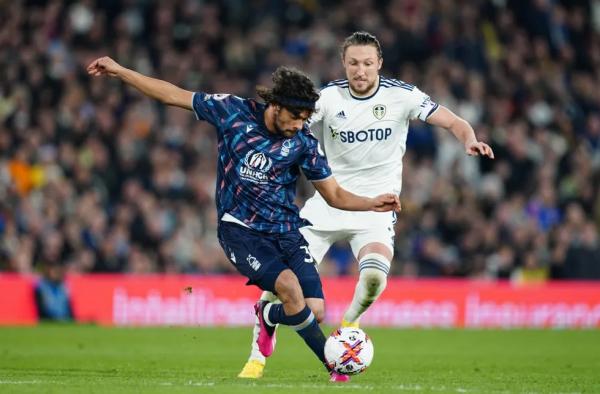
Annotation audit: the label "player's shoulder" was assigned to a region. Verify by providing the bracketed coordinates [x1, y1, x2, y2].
[378, 77, 428, 105]
[194, 92, 249, 109]
[379, 77, 419, 93]
[320, 79, 349, 94]
[244, 98, 263, 112]
[298, 126, 320, 145]
[220, 96, 262, 119]
[317, 79, 349, 110]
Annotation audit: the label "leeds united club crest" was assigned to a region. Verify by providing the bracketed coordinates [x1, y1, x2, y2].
[373, 104, 386, 120]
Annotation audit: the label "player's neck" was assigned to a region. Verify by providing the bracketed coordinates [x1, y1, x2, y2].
[349, 77, 380, 98]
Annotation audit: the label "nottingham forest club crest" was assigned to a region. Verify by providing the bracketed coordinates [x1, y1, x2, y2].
[373, 104, 386, 120]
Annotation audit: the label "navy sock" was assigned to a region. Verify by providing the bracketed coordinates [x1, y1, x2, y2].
[266, 303, 310, 326]
[267, 304, 327, 365]
[296, 317, 328, 365]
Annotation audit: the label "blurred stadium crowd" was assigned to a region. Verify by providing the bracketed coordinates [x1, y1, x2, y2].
[0, 0, 599, 281]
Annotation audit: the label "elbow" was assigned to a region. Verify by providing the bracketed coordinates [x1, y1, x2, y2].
[323, 194, 340, 209]
[322, 191, 343, 210]
[330, 200, 345, 210]
[329, 195, 354, 211]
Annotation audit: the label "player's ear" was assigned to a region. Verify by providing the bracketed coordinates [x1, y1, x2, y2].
[377, 57, 383, 70]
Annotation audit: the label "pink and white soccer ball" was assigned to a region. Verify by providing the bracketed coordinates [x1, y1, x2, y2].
[324, 327, 374, 375]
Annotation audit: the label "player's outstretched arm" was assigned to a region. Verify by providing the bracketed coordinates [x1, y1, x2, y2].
[426, 106, 495, 159]
[87, 56, 194, 110]
[312, 177, 401, 212]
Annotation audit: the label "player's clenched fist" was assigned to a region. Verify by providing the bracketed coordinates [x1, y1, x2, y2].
[371, 193, 401, 212]
[87, 56, 122, 77]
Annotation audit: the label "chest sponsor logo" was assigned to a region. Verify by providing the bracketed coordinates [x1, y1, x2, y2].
[240, 150, 272, 184]
[338, 128, 393, 143]
[373, 104, 386, 120]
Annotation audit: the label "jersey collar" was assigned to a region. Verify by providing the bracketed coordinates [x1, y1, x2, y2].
[348, 75, 381, 101]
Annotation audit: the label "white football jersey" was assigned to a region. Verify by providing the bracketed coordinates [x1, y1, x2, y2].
[309, 76, 439, 197]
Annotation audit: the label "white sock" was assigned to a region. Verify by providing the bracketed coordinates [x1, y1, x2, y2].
[248, 291, 279, 363]
[343, 253, 390, 324]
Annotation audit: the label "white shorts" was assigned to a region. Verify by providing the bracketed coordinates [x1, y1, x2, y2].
[299, 195, 396, 263]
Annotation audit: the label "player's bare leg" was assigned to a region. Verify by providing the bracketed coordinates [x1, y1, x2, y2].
[342, 242, 391, 327]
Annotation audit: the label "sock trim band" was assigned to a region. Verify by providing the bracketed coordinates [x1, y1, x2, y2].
[290, 311, 315, 331]
[359, 259, 390, 275]
[358, 253, 390, 274]
[263, 303, 275, 327]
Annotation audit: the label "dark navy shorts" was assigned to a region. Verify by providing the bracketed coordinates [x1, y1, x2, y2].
[217, 221, 324, 299]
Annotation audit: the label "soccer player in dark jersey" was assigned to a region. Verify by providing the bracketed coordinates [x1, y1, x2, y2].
[87, 56, 400, 381]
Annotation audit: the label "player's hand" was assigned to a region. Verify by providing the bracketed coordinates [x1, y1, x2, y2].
[87, 56, 123, 77]
[465, 141, 494, 159]
[371, 193, 401, 213]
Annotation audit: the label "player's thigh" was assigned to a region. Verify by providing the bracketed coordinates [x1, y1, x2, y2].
[217, 222, 287, 293]
[272, 269, 305, 308]
[279, 230, 324, 300]
[349, 225, 395, 261]
[299, 226, 338, 264]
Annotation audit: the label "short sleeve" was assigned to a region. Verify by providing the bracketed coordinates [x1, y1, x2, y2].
[191, 92, 241, 126]
[308, 97, 325, 126]
[299, 132, 332, 181]
[308, 113, 324, 142]
[406, 87, 440, 121]
[307, 94, 327, 141]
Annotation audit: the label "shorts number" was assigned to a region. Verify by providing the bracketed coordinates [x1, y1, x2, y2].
[300, 246, 314, 263]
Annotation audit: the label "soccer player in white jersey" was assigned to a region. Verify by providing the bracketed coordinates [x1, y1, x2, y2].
[239, 31, 494, 379]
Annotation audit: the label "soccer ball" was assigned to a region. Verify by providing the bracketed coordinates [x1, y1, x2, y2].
[324, 327, 374, 375]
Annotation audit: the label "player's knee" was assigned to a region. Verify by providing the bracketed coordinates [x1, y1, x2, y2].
[274, 270, 304, 306]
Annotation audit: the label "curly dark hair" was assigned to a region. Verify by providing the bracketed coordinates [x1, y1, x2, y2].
[256, 66, 320, 116]
[341, 31, 383, 60]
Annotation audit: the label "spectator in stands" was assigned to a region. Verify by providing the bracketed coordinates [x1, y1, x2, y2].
[35, 262, 73, 321]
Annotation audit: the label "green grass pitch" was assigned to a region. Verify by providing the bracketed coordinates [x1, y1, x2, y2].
[0, 325, 599, 393]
